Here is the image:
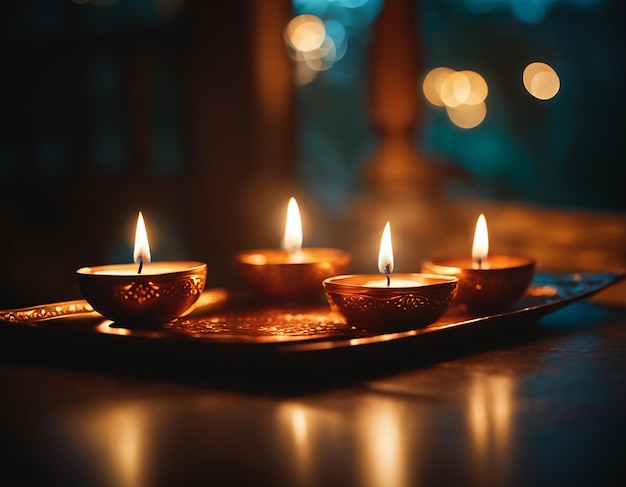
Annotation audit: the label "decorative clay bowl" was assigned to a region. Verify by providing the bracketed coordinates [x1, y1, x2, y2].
[236, 248, 351, 301]
[76, 261, 207, 324]
[421, 256, 535, 312]
[323, 273, 458, 333]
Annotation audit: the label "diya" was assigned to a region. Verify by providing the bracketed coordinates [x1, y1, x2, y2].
[236, 197, 351, 300]
[77, 212, 207, 324]
[421, 214, 535, 312]
[324, 221, 457, 333]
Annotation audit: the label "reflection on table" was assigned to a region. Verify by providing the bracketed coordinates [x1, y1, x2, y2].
[1, 300, 625, 487]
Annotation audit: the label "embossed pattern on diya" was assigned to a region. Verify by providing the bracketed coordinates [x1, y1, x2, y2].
[77, 262, 207, 324]
[336, 292, 455, 312]
[114, 277, 205, 302]
[323, 273, 458, 333]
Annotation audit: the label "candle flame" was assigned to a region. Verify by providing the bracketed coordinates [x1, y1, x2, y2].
[472, 213, 489, 268]
[282, 197, 303, 254]
[377, 221, 394, 275]
[133, 211, 151, 265]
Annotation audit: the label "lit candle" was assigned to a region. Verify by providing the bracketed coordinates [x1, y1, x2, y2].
[282, 196, 303, 261]
[472, 213, 488, 269]
[323, 221, 457, 333]
[134, 210, 151, 273]
[236, 197, 351, 300]
[378, 220, 393, 285]
[357, 222, 430, 288]
[421, 213, 535, 312]
[76, 212, 207, 324]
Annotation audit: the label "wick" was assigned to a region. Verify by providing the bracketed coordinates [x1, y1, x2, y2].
[385, 263, 391, 286]
[137, 256, 143, 274]
[472, 257, 485, 269]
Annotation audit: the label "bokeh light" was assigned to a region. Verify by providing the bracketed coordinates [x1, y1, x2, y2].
[460, 70, 488, 105]
[523, 62, 560, 100]
[285, 14, 326, 53]
[423, 67, 489, 128]
[423, 67, 454, 107]
[446, 101, 488, 129]
[285, 0, 383, 87]
[441, 71, 472, 107]
[324, 19, 348, 61]
[284, 14, 350, 84]
[294, 60, 319, 86]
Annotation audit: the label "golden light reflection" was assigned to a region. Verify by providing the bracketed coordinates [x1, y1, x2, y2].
[423, 67, 489, 128]
[468, 374, 514, 483]
[279, 404, 310, 454]
[523, 62, 560, 100]
[356, 398, 410, 487]
[276, 403, 322, 487]
[86, 403, 147, 487]
[276, 398, 415, 487]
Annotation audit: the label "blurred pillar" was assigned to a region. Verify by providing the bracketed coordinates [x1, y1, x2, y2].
[347, 0, 449, 273]
[364, 0, 441, 199]
[250, 0, 296, 181]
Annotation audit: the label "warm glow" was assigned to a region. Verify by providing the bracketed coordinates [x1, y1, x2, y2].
[461, 70, 488, 105]
[280, 404, 312, 484]
[468, 374, 514, 481]
[282, 197, 303, 254]
[293, 61, 319, 85]
[357, 398, 410, 487]
[441, 71, 472, 107]
[472, 213, 489, 267]
[133, 211, 151, 264]
[82, 403, 147, 487]
[523, 62, 560, 100]
[304, 35, 336, 71]
[377, 221, 394, 274]
[446, 101, 487, 129]
[423, 67, 489, 128]
[422, 67, 454, 107]
[285, 15, 344, 83]
[285, 15, 326, 53]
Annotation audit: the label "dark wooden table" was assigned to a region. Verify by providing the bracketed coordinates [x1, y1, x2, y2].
[1, 293, 625, 487]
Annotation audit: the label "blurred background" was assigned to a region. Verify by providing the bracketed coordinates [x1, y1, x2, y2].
[1, 0, 624, 307]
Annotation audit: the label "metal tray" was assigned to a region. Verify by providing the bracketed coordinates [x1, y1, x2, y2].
[0, 271, 623, 374]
